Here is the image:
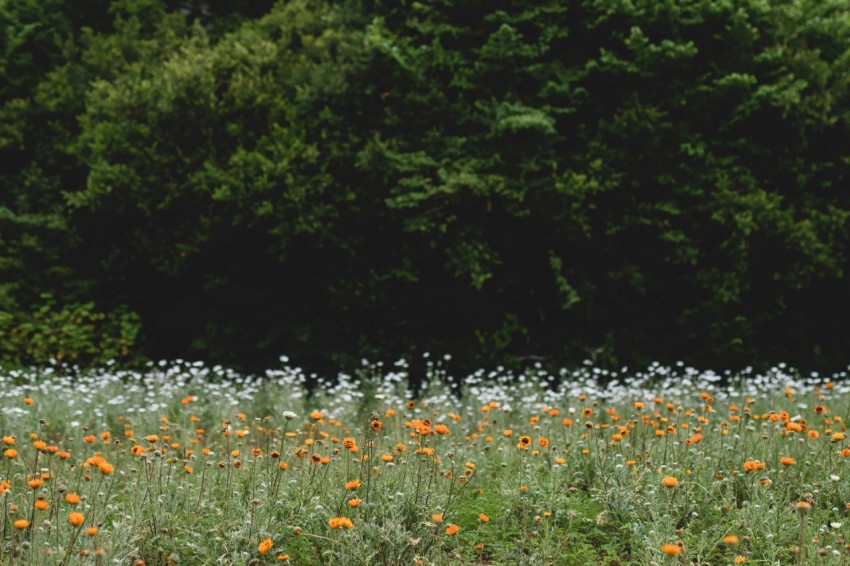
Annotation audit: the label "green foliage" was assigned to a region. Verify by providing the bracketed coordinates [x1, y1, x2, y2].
[0, 293, 141, 368]
[1, 0, 850, 371]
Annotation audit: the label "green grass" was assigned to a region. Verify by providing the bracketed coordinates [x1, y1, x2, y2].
[0, 360, 848, 564]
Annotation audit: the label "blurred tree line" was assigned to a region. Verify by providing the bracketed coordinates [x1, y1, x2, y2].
[1, 0, 849, 374]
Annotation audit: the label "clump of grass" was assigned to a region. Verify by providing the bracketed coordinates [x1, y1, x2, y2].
[0, 359, 848, 563]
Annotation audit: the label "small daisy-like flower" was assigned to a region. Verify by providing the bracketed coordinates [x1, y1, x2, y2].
[282, 411, 298, 420]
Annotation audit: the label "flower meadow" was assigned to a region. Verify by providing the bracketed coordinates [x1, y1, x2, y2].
[1, 358, 850, 565]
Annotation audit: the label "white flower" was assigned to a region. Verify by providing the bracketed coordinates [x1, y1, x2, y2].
[282, 411, 298, 420]
[831, 522, 842, 529]
[830, 474, 840, 482]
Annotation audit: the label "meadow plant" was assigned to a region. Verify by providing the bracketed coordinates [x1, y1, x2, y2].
[0, 358, 848, 563]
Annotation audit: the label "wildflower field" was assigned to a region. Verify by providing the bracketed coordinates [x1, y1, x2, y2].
[1, 358, 849, 565]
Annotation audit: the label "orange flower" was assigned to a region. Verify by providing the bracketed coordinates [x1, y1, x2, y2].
[98, 461, 114, 475]
[86, 527, 98, 536]
[537, 437, 549, 448]
[65, 493, 81, 505]
[432, 513, 443, 522]
[13, 519, 29, 529]
[743, 460, 765, 473]
[662, 543, 682, 556]
[346, 479, 361, 490]
[723, 535, 740, 545]
[478, 513, 489, 523]
[779, 457, 795, 466]
[68, 512, 85, 527]
[370, 419, 382, 431]
[661, 476, 678, 488]
[445, 524, 459, 536]
[3, 449, 16, 459]
[328, 516, 353, 529]
[310, 410, 323, 421]
[258, 538, 273, 554]
[34, 500, 49, 511]
[434, 424, 450, 435]
[348, 498, 362, 508]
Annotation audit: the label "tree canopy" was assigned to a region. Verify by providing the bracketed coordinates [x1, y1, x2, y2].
[2, 0, 849, 373]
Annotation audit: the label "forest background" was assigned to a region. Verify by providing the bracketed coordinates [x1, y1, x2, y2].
[2, 0, 849, 377]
